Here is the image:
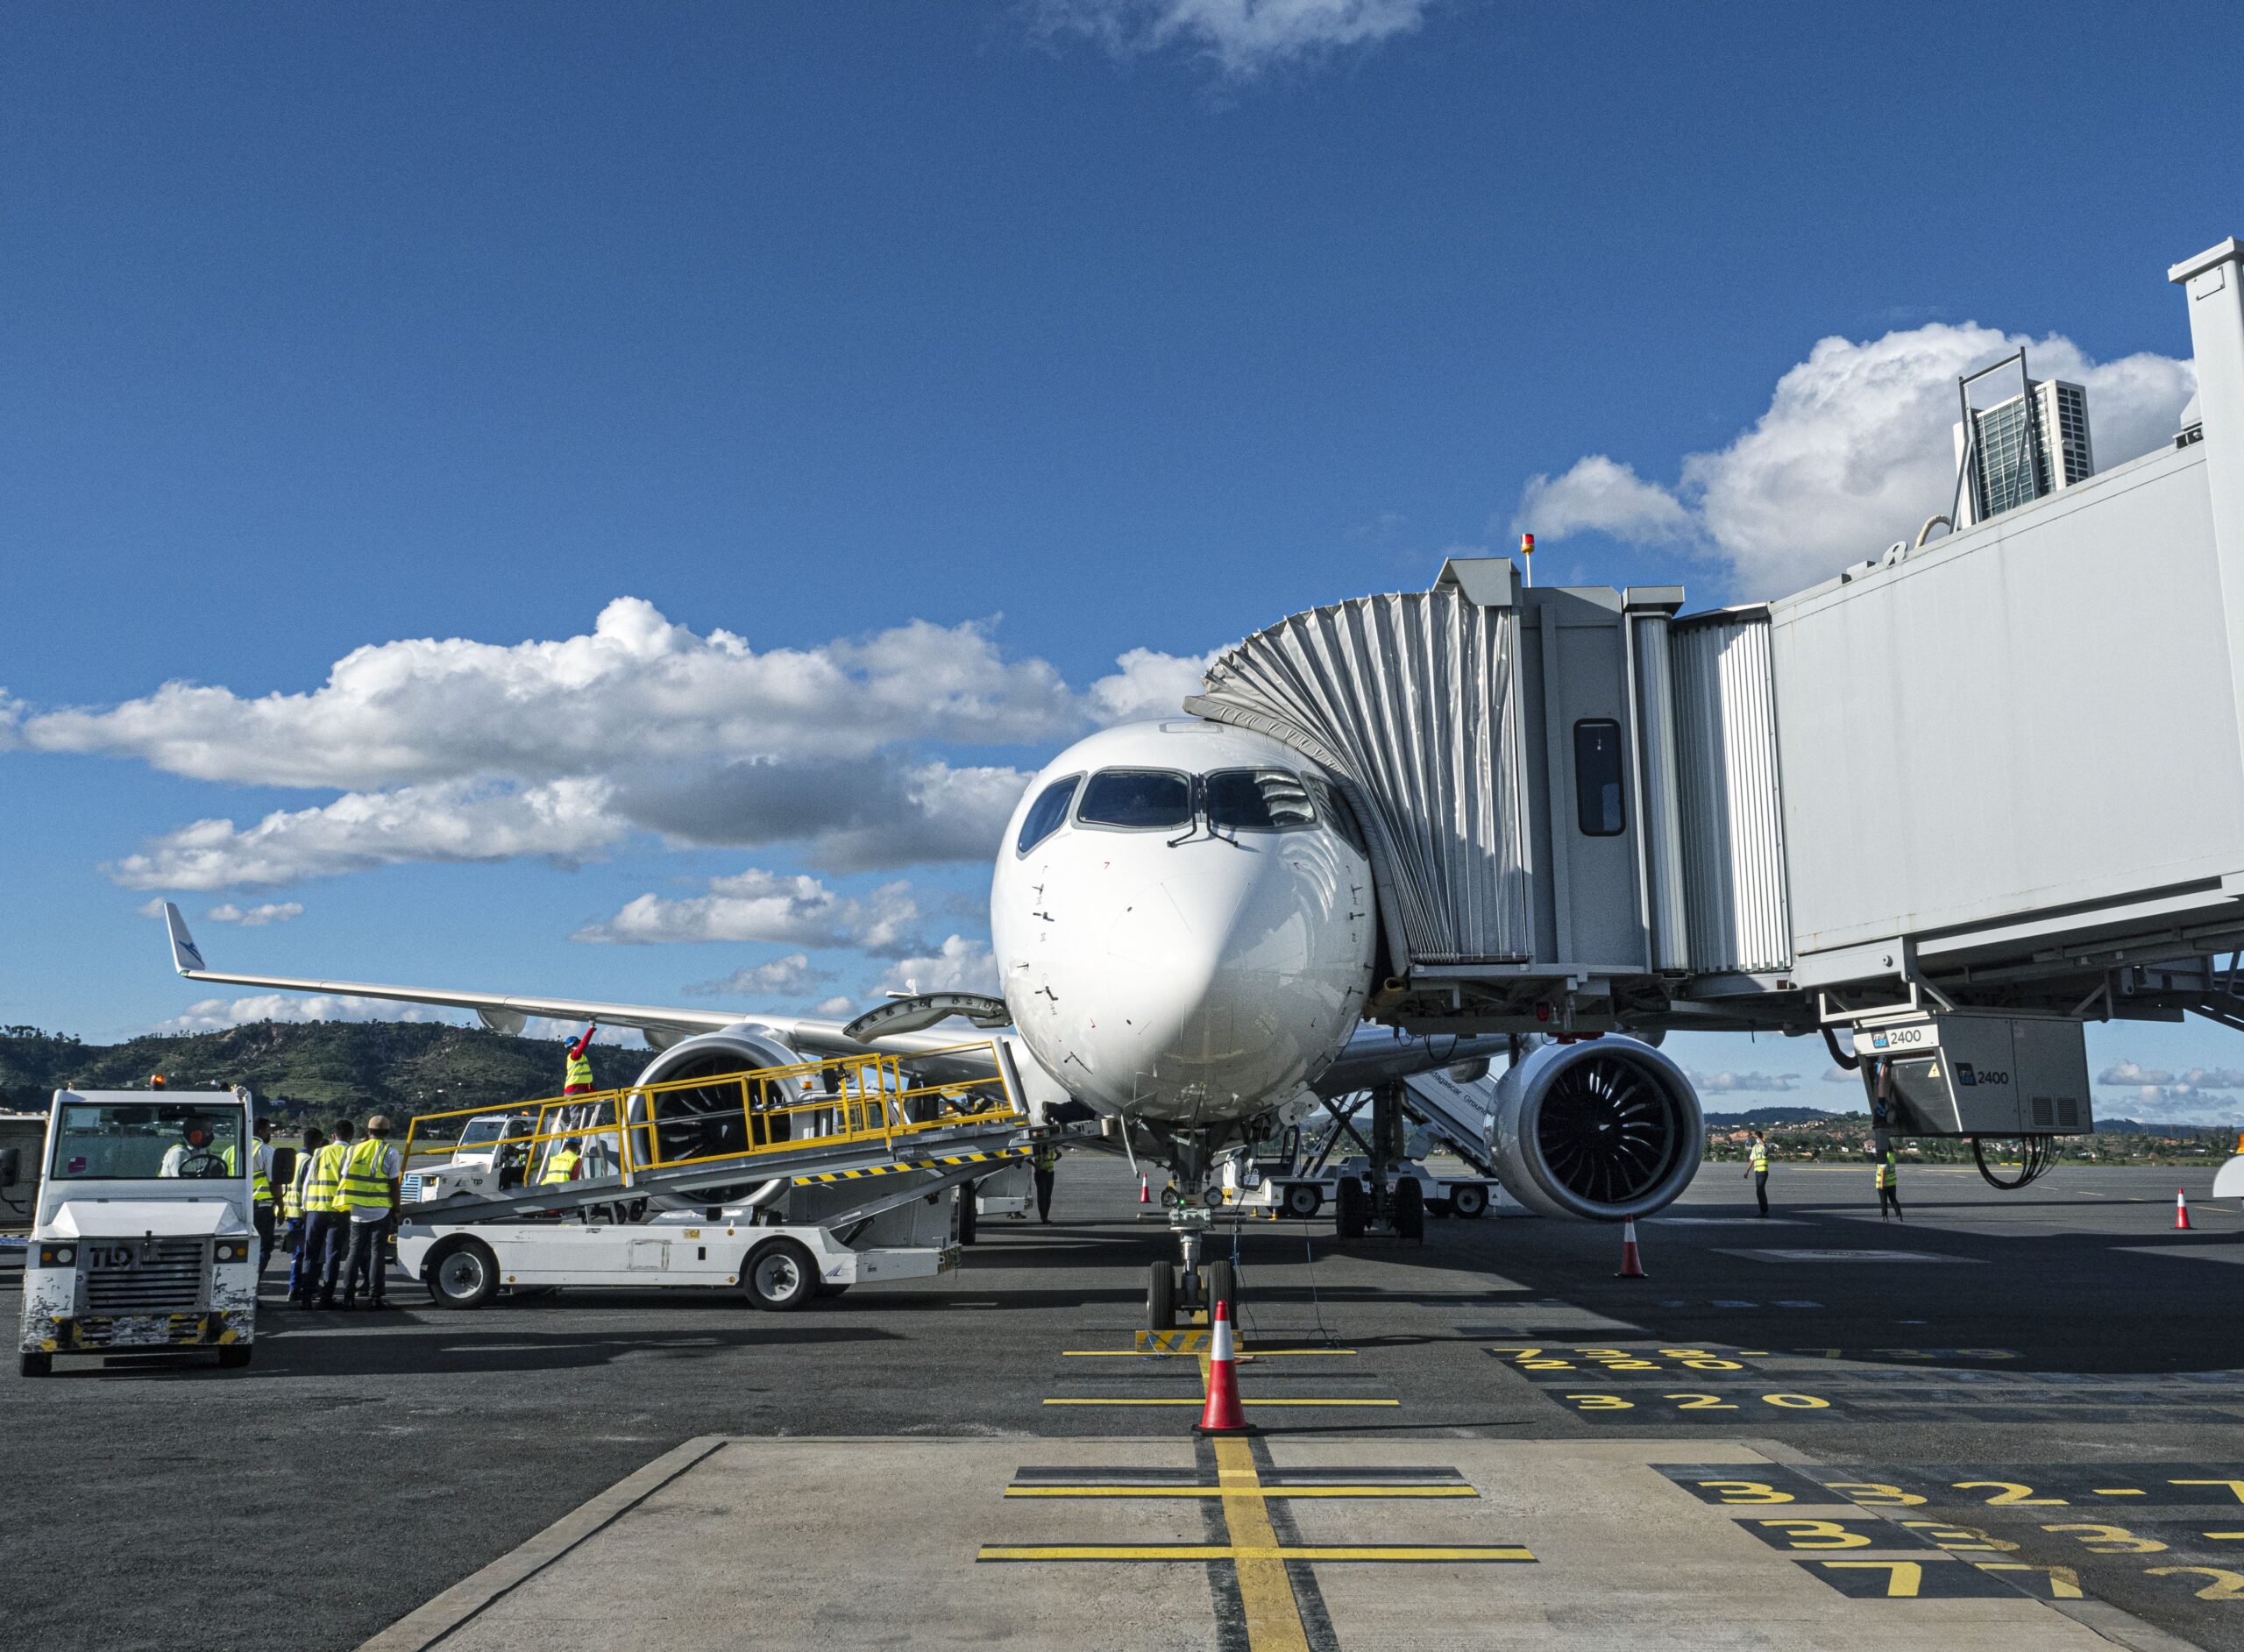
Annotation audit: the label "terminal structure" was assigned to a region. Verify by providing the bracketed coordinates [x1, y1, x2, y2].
[1189, 235, 2244, 1175]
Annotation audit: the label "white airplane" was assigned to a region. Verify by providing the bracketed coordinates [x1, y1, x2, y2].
[160, 716, 1703, 1241]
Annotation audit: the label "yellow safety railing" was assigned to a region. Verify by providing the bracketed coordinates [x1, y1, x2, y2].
[399, 1040, 1022, 1194]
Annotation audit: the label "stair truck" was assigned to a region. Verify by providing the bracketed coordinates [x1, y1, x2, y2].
[18, 1088, 259, 1376]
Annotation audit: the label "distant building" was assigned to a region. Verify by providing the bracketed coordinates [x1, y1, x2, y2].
[1953, 371, 2095, 526]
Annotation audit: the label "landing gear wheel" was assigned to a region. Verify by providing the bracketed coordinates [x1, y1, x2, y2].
[1203, 1259, 1238, 1323]
[1282, 1182, 1323, 1220]
[1334, 1175, 1367, 1240]
[425, 1237, 500, 1310]
[957, 1186, 978, 1245]
[1394, 1177, 1426, 1243]
[744, 1239, 818, 1311]
[1449, 1183, 1489, 1220]
[19, 1351, 52, 1378]
[217, 1345, 252, 1369]
[1147, 1261, 1176, 1330]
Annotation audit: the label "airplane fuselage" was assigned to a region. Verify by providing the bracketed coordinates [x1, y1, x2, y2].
[992, 720, 1376, 1128]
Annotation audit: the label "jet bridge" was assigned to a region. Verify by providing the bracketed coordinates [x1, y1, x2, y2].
[1191, 234, 2244, 1141]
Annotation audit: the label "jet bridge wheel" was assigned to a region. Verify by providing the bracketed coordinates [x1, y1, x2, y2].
[425, 1236, 501, 1310]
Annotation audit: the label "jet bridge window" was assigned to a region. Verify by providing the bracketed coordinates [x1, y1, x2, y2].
[1016, 774, 1082, 854]
[1573, 719, 1626, 836]
[1077, 769, 1192, 830]
[1206, 769, 1317, 832]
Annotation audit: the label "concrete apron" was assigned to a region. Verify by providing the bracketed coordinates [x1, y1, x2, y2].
[358, 1436, 2156, 1652]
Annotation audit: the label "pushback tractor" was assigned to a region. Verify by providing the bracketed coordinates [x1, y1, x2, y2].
[18, 1088, 260, 1376]
[392, 1039, 1062, 1310]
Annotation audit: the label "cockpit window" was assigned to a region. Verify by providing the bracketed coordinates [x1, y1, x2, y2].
[1206, 769, 1317, 832]
[1077, 769, 1192, 829]
[1017, 775, 1082, 854]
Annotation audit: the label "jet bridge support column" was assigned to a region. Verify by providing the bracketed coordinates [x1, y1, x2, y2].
[2172, 237, 2244, 782]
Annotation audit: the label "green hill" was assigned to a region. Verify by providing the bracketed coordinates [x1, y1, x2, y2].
[0, 1021, 644, 1126]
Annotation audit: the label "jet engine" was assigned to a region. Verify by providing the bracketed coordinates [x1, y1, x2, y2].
[1484, 1038, 1702, 1220]
[628, 1022, 807, 1208]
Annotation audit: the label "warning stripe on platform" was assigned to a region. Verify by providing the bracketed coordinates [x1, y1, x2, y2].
[791, 1147, 1027, 1186]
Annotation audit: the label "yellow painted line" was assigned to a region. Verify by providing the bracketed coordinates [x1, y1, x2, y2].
[1040, 1399, 1399, 1407]
[2206, 1532, 2244, 1541]
[976, 1544, 1534, 1563]
[1004, 1485, 1477, 1499]
[2094, 1489, 2148, 1496]
[1062, 1349, 1357, 1358]
[1214, 1433, 1312, 1652]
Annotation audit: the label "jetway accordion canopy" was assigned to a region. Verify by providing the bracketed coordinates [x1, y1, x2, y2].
[1186, 588, 1532, 970]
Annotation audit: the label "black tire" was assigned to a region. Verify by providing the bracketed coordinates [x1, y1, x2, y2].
[217, 1345, 252, 1369]
[19, 1351, 52, 1379]
[1335, 1175, 1367, 1240]
[1147, 1261, 1176, 1330]
[425, 1237, 501, 1310]
[1204, 1259, 1238, 1323]
[957, 1186, 978, 1246]
[1395, 1177, 1426, 1242]
[1282, 1182, 1323, 1219]
[743, 1239, 818, 1311]
[1449, 1182, 1489, 1220]
[1203, 1184, 1225, 1209]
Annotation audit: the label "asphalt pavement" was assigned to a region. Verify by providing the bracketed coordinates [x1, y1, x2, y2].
[8, 1154, 2244, 1650]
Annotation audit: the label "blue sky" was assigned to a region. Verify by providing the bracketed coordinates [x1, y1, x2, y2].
[4, 2, 2240, 1117]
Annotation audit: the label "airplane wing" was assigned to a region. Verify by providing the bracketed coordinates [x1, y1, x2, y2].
[156, 901, 989, 1063]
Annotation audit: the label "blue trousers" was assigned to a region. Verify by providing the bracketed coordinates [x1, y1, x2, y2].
[302, 1211, 350, 1303]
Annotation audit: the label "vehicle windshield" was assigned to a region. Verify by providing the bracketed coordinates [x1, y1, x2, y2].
[1077, 769, 1192, 829]
[50, 1102, 245, 1181]
[458, 1117, 512, 1148]
[1206, 769, 1317, 832]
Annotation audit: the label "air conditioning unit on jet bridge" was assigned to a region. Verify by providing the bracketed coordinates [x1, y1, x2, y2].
[1853, 1013, 2094, 1137]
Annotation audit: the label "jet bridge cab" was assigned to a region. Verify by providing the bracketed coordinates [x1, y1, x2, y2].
[992, 720, 1378, 1131]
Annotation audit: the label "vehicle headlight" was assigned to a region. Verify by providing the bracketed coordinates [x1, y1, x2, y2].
[37, 1244, 75, 1267]
[214, 1240, 245, 1262]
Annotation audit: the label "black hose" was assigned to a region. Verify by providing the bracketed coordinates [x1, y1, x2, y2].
[1822, 1026, 1860, 1070]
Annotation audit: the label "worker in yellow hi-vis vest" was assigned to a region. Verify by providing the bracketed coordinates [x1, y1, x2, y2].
[1876, 1146, 1904, 1222]
[284, 1126, 328, 1305]
[1743, 1130, 1770, 1218]
[1032, 1143, 1060, 1224]
[563, 1025, 598, 1095]
[307, 1119, 357, 1309]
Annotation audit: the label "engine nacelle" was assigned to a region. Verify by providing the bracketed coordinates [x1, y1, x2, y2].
[1485, 1038, 1702, 1220]
[630, 1021, 806, 1209]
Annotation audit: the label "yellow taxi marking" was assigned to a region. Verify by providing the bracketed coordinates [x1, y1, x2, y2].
[2204, 1532, 2244, 1541]
[1211, 1434, 1314, 1652]
[1063, 1348, 1358, 1357]
[976, 1543, 1534, 1563]
[1003, 1485, 1477, 1499]
[1041, 1399, 1399, 1407]
[2095, 1489, 2149, 1496]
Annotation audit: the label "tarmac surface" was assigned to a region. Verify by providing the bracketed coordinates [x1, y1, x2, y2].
[10, 1154, 2244, 1649]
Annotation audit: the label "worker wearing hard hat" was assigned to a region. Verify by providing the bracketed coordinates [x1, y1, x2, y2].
[1743, 1130, 1770, 1217]
[541, 1138, 584, 1186]
[338, 1116, 402, 1309]
[305, 1118, 356, 1308]
[562, 1025, 598, 1095]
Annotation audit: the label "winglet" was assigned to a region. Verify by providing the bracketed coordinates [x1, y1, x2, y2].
[162, 901, 207, 975]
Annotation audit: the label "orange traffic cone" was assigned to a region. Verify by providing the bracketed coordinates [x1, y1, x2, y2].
[2177, 1188, 2193, 1230]
[1139, 1174, 1149, 1205]
[1616, 1217, 1648, 1279]
[1195, 1299, 1252, 1435]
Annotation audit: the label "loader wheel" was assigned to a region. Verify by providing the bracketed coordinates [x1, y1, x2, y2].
[744, 1239, 818, 1312]
[1449, 1183, 1489, 1220]
[1334, 1176, 1367, 1240]
[19, 1351, 52, 1379]
[1147, 1262, 1176, 1330]
[425, 1237, 501, 1310]
[1282, 1183, 1323, 1220]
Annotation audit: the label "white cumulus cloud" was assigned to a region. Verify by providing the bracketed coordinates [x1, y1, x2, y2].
[1515, 324, 2195, 595]
[689, 953, 836, 999]
[577, 869, 923, 955]
[876, 935, 1000, 996]
[1027, 0, 1434, 76]
[207, 901, 304, 926]
[1088, 647, 1217, 726]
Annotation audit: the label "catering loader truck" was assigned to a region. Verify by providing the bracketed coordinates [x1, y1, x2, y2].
[18, 1088, 260, 1376]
